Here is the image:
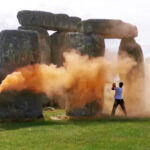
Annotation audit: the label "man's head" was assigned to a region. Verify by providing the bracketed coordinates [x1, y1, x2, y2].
[119, 82, 123, 87]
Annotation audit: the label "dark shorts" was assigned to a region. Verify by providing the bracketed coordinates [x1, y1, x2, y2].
[114, 99, 124, 105]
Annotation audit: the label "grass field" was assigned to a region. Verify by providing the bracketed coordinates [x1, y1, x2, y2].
[0, 109, 150, 150]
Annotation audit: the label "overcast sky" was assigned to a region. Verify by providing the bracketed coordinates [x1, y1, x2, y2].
[0, 0, 150, 58]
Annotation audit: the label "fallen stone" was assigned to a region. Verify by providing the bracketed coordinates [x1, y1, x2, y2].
[78, 19, 138, 38]
[66, 100, 102, 117]
[43, 107, 55, 111]
[0, 90, 50, 119]
[17, 10, 81, 32]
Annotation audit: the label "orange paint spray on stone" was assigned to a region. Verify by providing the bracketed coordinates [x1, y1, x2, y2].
[0, 50, 136, 113]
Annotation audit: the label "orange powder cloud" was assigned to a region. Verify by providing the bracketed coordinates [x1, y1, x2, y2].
[0, 50, 136, 110]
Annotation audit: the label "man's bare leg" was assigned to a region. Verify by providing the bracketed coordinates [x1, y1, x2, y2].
[111, 101, 118, 116]
[120, 103, 127, 116]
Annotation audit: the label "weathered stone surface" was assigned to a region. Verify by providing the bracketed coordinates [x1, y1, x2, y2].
[38, 33, 51, 64]
[78, 19, 138, 38]
[18, 25, 48, 35]
[0, 90, 50, 119]
[118, 38, 144, 114]
[43, 107, 55, 111]
[50, 32, 105, 66]
[17, 10, 81, 32]
[50, 32, 105, 116]
[0, 30, 51, 81]
[66, 100, 102, 117]
[119, 38, 144, 64]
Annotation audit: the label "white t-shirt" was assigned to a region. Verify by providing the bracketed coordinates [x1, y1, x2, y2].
[114, 87, 123, 100]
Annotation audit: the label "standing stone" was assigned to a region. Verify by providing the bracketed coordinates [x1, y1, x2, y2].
[50, 32, 105, 66]
[17, 10, 81, 32]
[0, 30, 51, 82]
[118, 38, 144, 115]
[37, 33, 51, 64]
[18, 26, 51, 64]
[50, 31, 105, 116]
[78, 19, 138, 38]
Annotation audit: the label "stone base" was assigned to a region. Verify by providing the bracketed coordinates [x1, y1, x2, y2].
[66, 100, 102, 117]
[0, 90, 50, 120]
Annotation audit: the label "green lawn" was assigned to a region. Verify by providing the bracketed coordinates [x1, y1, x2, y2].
[0, 109, 150, 150]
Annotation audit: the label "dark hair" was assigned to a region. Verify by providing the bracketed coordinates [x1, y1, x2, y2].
[119, 82, 123, 87]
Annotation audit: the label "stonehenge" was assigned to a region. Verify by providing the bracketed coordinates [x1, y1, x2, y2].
[0, 10, 144, 118]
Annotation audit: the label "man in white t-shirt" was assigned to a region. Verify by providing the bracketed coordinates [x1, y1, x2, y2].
[111, 82, 127, 116]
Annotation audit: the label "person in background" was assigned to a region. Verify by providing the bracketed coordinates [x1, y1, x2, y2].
[111, 82, 127, 116]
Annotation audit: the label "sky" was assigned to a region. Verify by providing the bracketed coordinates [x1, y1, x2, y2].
[0, 0, 150, 59]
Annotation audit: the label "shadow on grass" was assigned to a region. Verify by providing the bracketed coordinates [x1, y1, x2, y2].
[68, 116, 150, 124]
[1, 116, 150, 131]
[0, 119, 68, 131]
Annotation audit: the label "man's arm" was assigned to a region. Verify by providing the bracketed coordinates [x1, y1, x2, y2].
[112, 83, 116, 90]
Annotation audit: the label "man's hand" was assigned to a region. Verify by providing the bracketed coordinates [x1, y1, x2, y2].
[112, 83, 116, 90]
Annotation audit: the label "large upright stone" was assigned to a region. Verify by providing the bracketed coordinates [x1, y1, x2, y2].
[0, 30, 51, 81]
[119, 38, 144, 64]
[118, 38, 144, 115]
[18, 26, 51, 64]
[17, 10, 81, 32]
[78, 19, 138, 38]
[50, 31, 105, 116]
[50, 32, 105, 66]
